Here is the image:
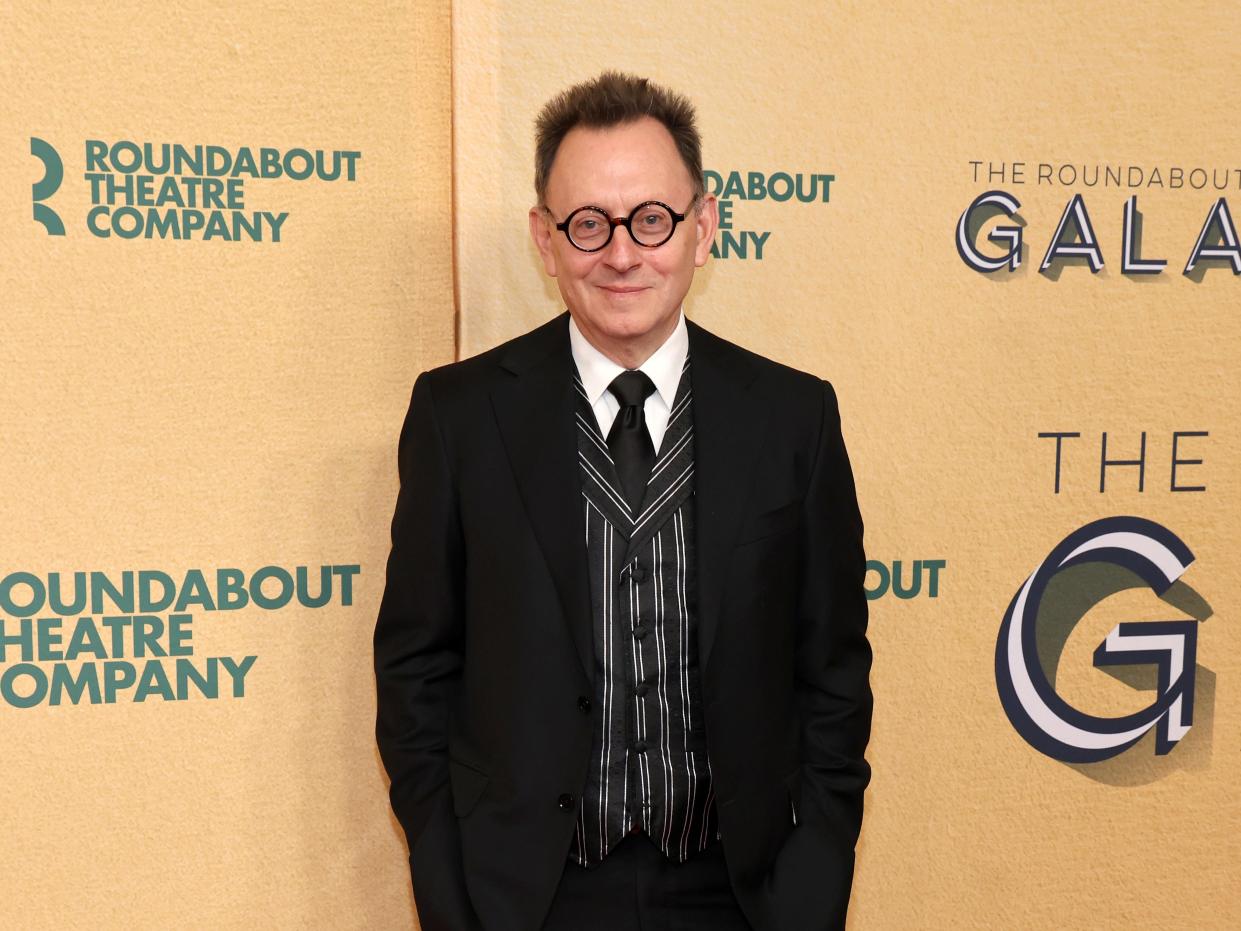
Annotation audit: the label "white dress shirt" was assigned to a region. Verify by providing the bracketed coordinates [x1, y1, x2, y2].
[568, 309, 688, 455]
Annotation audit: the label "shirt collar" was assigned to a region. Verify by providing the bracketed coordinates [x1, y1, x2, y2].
[569, 308, 688, 409]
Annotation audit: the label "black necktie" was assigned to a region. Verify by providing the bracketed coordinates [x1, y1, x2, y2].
[606, 370, 657, 516]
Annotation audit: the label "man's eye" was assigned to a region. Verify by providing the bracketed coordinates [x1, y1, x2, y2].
[579, 219, 599, 230]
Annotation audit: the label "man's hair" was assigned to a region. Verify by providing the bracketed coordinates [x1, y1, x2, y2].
[534, 71, 704, 205]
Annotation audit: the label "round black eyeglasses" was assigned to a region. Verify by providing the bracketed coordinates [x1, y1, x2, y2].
[549, 197, 698, 252]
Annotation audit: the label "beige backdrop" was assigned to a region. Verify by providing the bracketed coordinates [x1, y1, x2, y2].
[2, 1, 452, 928]
[3, 1, 1238, 929]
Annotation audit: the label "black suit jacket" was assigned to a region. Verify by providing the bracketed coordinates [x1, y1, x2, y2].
[374, 311, 872, 931]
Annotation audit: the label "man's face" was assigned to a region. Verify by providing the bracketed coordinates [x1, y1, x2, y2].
[529, 116, 717, 363]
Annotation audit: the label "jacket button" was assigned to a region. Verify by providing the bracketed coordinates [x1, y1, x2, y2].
[631, 563, 648, 583]
[577, 696, 591, 714]
[558, 793, 575, 810]
[635, 683, 649, 698]
[632, 624, 648, 640]
[634, 740, 648, 753]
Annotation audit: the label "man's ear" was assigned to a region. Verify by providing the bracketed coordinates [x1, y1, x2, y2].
[693, 194, 719, 267]
[529, 206, 559, 277]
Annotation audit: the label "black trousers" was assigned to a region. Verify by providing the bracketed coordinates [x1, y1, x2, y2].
[542, 830, 752, 930]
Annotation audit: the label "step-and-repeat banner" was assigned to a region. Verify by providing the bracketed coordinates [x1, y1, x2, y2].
[3, 1, 452, 927]
[452, 3, 1238, 930]
[5, 1, 1237, 928]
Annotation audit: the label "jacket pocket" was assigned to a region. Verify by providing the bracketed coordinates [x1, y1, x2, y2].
[734, 499, 802, 547]
[716, 773, 799, 884]
[448, 757, 490, 818]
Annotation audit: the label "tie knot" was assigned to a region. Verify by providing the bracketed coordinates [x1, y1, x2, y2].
[607, 370, 656, 408]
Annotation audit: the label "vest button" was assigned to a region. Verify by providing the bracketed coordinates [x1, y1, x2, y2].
[631, 563, 648, 583]
[634, 683, 649, 698]
[558, 793, 575, 811]
[577, 695, 592, 714]
[632, 624, 648, 640]
[634, 740, 648, 754]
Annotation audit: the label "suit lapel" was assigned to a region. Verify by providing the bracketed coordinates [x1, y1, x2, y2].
[490, 312, 594, 685]
[686, 319, 767, 674]
[573, 373, 635, 535]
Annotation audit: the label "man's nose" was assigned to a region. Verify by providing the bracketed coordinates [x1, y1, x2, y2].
[601, 225, 642, 272]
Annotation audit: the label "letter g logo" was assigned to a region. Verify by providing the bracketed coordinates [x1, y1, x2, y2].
[996, 517, 1199, 763]
[956, 190, 1022, 273]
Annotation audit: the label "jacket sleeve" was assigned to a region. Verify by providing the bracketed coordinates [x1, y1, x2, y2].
[373, 371, 483, 931]
[768, 378, 873, 931]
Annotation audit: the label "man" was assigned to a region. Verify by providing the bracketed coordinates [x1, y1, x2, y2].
[375, 72, 871, 931]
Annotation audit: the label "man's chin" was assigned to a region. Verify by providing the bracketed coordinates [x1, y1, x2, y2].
[569, 300, 678, 347]
[597, 312, 664, 343]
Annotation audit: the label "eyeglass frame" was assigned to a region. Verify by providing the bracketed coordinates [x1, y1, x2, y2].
[543, 195, 701, 253]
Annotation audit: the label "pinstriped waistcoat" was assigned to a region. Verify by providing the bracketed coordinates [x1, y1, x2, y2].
[567, 353, 720, 869]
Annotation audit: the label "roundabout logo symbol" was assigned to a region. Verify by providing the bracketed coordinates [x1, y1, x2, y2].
[31, 137, 64, 236]
[995, 516, 1200, 763]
